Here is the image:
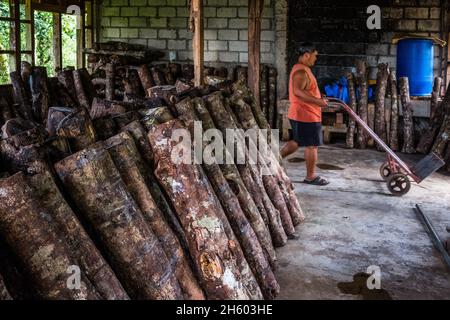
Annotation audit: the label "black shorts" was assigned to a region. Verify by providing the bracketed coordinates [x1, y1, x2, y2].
[289, 120, 323, 147]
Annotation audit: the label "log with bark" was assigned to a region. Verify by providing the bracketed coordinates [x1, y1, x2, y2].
[30, 67, 51, 125]
[135, 64, 155, 96]
[105, 63, 115, 101]
[346, 72, 357, 148]
[92, 116, 118, 141]
[119, 121, 189, 253]
[389, 70, 399, 151]
[0, 96, 14, 124]
[235, 67, 248, 84]
[229, 95, 299, 235]
[73, 68, 97, 110]
[175, 98, 280, 299]
[104, 132, 205, 300]
[57, 70, 78, 104]
[54, 107, 97, 152]
[374, 63, 389, 150]
[432, 109, 450, 157]
[203, 92, 279, 264]
[399, 77, 415, 154]
[10, 71, 33, 120]
[430, 77, 443, 120]
[260, 65, 269, 119]
[151, 66, 167, 86]
[268, 67, 277, 128]
[0, 273, 12, 300]
[147, 119, 258, 300]
[417, 84, 449, 155]
[26, 168, 129, 300]
[54, 143, 184, 300]
[48, 77, 79, 109]
[356, 60, 368, 149]
[0, 172, 99, 299]
[182, 64, 194, 81]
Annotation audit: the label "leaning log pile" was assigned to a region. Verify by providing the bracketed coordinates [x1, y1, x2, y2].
[345, 60, 450, 171]
[84, 42, 277, 128]
[0, 63, 304, 300]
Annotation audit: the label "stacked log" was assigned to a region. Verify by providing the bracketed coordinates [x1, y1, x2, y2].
[104, 132, 205, 300]
[0, 61, 302, 300]
[54, 143, 184, 300]
[148, 119, 260, 300]
[399, 77, 415, 154]
[0, 172, 99, 299]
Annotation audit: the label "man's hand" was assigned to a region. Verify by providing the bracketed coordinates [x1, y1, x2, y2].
[318, 97, 329, 108]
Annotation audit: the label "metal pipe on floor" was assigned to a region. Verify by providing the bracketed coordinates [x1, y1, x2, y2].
[415, 204, 450, 272]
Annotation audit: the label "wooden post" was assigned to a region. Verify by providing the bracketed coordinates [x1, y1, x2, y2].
[248, 0, 264, 100]
[53, 13, 62, 71]
[192, 0, 204, 87]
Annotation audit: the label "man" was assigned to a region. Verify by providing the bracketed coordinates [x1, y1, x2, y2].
[281, 43, 330, 186]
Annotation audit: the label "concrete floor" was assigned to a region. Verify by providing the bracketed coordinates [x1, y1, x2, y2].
[276, 144, 450, 300]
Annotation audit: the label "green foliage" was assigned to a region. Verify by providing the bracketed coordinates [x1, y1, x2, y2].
[34, 10, 54, 75]
[0, 1, 11, 84]
[0, 3, 78, 83]
[62, 14, 77, 69]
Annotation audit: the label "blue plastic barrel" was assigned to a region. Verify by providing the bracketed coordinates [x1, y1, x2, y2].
[397, 38, 434, 96]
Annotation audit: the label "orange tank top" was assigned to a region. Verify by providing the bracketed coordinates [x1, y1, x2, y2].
[288, 63, 322, 123]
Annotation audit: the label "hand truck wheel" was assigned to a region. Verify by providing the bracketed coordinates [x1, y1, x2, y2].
[386, 173, 411, 196]
[379, 162, 392, 181]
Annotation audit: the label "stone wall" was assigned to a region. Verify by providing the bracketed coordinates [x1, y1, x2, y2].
[288, 0, 446, 84]
[100, 0, 277, 66]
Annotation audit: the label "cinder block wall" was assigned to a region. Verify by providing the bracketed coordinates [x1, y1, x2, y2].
[288, 0, 445, 82]
[100, 0, 276, 66]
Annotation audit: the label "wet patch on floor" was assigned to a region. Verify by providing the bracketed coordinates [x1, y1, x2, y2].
[288, 157, 305, 163]
[337, 273, 392, 300]
[317, 163, 345, 171]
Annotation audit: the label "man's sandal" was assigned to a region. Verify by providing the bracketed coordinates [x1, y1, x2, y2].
[303, 176, 329, 186]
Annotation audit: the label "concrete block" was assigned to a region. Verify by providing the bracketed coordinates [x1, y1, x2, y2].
[110, 0, 128, 6]
[147, 39, 167, 49]
[159, 29, 177, 39]
[218, 51, 239, 63]
[417, 19, 440, 32]
[102, 7, 120, 17]
[207, 18, 228, 28]
[102, 28, 120, 38]
[217, 7, 237, 18]
[228, 40, 247, 52]
[121, 7, 138, 17]
[159, 7, 176, 17]
[139, 7, 157, 17]
[149, 17, 167, 28]
[169, 17, 187, 28]
[111, 17, 129, 27]
[228, 18, 247, 29]
[404, 7, 429, 19]
[168, 40, 187, 50]
[139, 28, 158, 38]
[204, 30, 218, 40]
[120, 28, 139, 38]
[208, 40, 228, 51]
[218, 29, 238, 41]
[130, 0, 147, 6]
[167, 0, 186, 5]
[129, 17, 147, 27]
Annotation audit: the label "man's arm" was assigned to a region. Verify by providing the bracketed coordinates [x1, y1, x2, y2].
[292, 70, 328, 108]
